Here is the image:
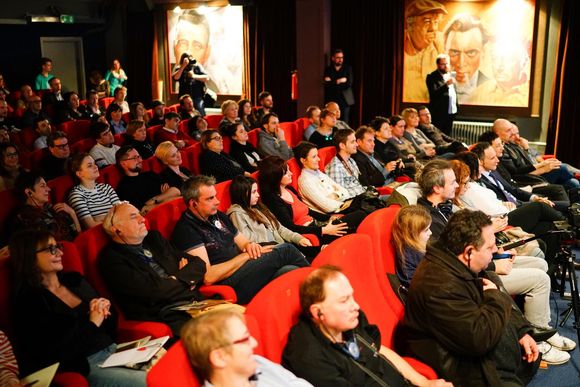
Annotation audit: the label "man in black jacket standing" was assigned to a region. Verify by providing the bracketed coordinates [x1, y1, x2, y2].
[426, 54, 458, 135]
[324, 49, 354, 125]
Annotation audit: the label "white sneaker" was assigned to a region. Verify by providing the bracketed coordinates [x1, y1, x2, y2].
[537, 342, 570, 365]
[546, 332, 577, 351]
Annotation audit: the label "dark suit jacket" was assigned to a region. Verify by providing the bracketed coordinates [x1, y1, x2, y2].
[426, 70, 458, 120]
[500, 142, 537, 177]
[479, 171, 532, 204]
[99, 230, 206, 322]
[352, 151, 387, 187]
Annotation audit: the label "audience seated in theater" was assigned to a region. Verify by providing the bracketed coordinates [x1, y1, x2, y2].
[493, 119, 579, 189]
[352, 126, 400, 188]
[155, 141, 192, 189]
[172, 175, 309, 304]
[41, 131, 71, 181]
[187, 115, 208, 142]
[148, 100, 166, 127]
[34, 57, 54, 91]
[200, 129, 246, 183]
[295, 141, 368, 216]
[282, 265, 452, 387]
[0, 128, 9, 144]
[41, 77, 65, 113]
[155, 111, 194, 149]
[179, 94, 200, 121]
[392, 205, 432, 289]
[21, 95, 47, 129]
[87, 70, 109, 98]
[104, 59, 128, 97]
[404, 210, 540, 385]
[227, 175, 318, 260]
[99, 202, 206, 336]
[258, 156, 363, 245]
[417, 106, 467, 155]
[16, 84, 35, 111]
[89, 122, 120, 168]
[79, 90, 103, 120]
[112, 86, 129, 114]
[32, 117, 52, 150]
[218, 99, 239, 134]
[182, 308, 313, 387]
[0, 100, 19, 131]
[10, 229, 147, 386]
[0, 143, 26, 191]
[68, 153, 120, 229]
[258, 113, 293, 160]
[223, 121, 261, 173]
[106, 102, 126, 135]
[302, 105, 321, 141]
[389, 114, 427, 162]
[129, 102, 150, 127]
[124, 120, 155, 159]
[115, 145, 181, 213]
[308, 109, 337, 149]
[58, 91, 83, 124]
[238, 98, 258, 130]
[402, 108, 438, 159]
[255, 91, 274, 125]
[0, 330, 20, 387]
[12, 171, 80, 241]
[325, 102, 351, 130]
[325, 128, 367, 199]
[371, 116, 417, 180]
[478, 131, 570, 211]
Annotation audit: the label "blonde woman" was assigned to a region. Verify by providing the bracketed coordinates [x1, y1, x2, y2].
[218, 99, 239, 133]
[155, 141, 192, 189]
[391, 205, 432, 288]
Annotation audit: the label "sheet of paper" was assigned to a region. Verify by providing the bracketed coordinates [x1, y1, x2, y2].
[100, 336, 169, 368]
[20, 362, 59, 387]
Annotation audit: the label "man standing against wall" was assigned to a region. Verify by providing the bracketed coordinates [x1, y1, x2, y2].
[324, 49, 354, 125]
[426, 54, 458, 136]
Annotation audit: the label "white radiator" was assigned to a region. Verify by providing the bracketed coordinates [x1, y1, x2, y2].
[451, 121, 494, 145]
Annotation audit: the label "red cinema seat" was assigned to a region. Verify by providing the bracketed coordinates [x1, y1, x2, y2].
[121, 112, 131, 124]
[98, 97, 114, 110]
[26, 148, 48, 171]
[145, 197, 186, 239]
[183, 142, 203, 175]
[317, 146, 336, 171]
[294, 117, 310, 134]
[222, 135, 231, 154]
[215, 180, 232, 213]
[58, 120, 91, 145]
[179, 149, 192, 170]
[168, 104, 179, 113]
[47, 175, 74, 204]
[356, 206, 404, 317]
[245, 267, 314, 363]
[142, 156, 165, 173]
[279, 122, 297, 147]
[114, 133, 126, 147]
[99, 165, 123, 189]
[0, 189, 19, 245]
[247, 128, 259, 147]
[286, 158, 301, 192]
[178, 118, 191, 135]
[19, 128, 39, 151]
[147, 125, 162, 142]
[312, 234, 436, 379]
[70, 138, 95, 154]
[205, 114, 223, 129]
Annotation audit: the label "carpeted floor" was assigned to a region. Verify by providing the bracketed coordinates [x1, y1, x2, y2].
[528, 246, 580, 387]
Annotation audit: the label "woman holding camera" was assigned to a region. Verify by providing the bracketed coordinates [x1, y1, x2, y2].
[173, 52, 209, 116]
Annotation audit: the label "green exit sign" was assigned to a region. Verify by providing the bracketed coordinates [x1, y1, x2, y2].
[60, 15, 74, 24]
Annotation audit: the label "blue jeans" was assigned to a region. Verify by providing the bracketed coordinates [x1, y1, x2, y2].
[543, 166, 579, 189]
[87, 344, 147, 387]
[193, 96, 205, 117]
[218, 243, 309, 304]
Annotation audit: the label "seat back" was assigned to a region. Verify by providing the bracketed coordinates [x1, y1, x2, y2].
[98, 97, 115, 110]
[147, 125, 162, 142]
[245, 267, 314, 363]
[58, 120, 91, 144]
[215, 180, 232, 213]
[145, 197, 186, 239]
[286, 158, 301, 192]
[312, 234, 400, 348]
[142, 156, 165, 173]
[222, 135, 231, 154]
[317, 146, 336, 171]
[205, 114, 223, 129]
[279, 122, 297, 147]
[0, 189, 20, 245]
[0, 257, 14, 336]
[356, 206, 404, 317]
[74, 225, 112, 298]
[294, 117, 310, 137]
[168, 104, 179, 113]
[183, 142, 203, 175]
[20, 128, 39, 151]
[70, 138, 96, 154]
[114, 133, 126, 147]
[247, 128, 259, 147]
[47, 175, 74, 204]
[99, 165, 123, 189]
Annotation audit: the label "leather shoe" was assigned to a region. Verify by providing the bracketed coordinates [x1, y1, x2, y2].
[529, 326, 557, 342]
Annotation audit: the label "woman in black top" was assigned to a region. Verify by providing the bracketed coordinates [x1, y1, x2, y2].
[124, 120, 155, 159]
[10, 229, 146, 385]
[238, 99, 258, 130]
[199, 130, 246, 183]
[258, 156, 364, 245]
[155, 141, 192, 189]
[223, 121, 261, 173]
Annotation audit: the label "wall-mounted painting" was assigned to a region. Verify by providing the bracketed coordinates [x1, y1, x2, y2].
[402, 0, 536, 107]
[167, 6, 243, 95]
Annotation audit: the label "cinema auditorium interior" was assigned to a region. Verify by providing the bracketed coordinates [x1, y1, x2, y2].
[0, 0, 579, 386]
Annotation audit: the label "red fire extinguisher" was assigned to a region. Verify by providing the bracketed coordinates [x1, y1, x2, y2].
[291, 70, 298, 101]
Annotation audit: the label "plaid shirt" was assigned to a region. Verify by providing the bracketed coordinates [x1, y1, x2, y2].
[325, 155, 366, 199]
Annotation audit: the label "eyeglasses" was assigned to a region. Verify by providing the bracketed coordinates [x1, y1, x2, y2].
[5, 152, 18, 158]
[53, 143, 69, 149]
[215, 334, 254, 350]
[36, 243, 63, 255]
[210, 135, 223, 142]
[122, 155, 142, 162]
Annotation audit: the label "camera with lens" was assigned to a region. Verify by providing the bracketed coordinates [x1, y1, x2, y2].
[185, 55, 197, 71]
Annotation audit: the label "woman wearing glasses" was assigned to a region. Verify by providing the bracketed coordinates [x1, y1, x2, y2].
[10, 229, 146, 386]
[199, 129, 247, 183]
[0, 143, 26, 191]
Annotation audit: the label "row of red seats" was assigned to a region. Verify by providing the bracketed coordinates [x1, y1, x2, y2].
[147, 206, 438, 385]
